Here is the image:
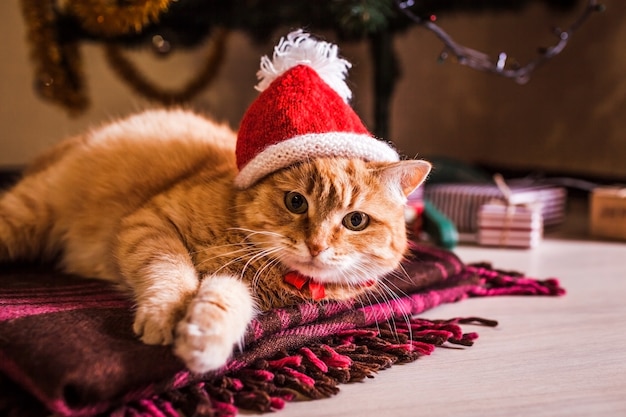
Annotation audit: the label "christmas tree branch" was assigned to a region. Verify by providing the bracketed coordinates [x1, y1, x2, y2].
[396, 0, 604, 83]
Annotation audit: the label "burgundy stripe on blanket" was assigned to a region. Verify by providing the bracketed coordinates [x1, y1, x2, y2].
[0, 298, 132, 321]
[0, 278, 130, 321]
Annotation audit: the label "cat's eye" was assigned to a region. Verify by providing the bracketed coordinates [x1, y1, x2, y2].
[342, 211, 369, 231]
[284, 191, 308, 214]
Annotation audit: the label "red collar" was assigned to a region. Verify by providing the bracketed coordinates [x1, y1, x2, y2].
[284, 271, 326, 300]
[284, 271, 376, 301]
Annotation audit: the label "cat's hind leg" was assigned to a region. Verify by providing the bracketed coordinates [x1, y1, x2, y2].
[0, 135, 86, 263]
[174, 275, 256, 373]
[0, 178, 57, 262]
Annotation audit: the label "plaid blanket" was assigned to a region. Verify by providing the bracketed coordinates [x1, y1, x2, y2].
[0, 243, 564, 417]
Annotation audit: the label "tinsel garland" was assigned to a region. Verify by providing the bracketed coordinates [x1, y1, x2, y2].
[19, 0, 180, 114]
[66, 0, 172, 37]
[104, 27, 229, 105]
[20, 0, 88, 115]
[19, 0, 588, 116]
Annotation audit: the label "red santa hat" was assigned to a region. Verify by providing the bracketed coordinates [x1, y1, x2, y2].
[234, 29, 400, 189]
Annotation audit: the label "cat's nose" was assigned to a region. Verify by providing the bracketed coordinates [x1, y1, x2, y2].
[306, 242, 328, 257]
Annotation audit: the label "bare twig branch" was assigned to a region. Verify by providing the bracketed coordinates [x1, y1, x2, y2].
[396, 0, 604, 84]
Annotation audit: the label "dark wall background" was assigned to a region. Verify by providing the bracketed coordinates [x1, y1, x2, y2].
[1, 1, 624, 180]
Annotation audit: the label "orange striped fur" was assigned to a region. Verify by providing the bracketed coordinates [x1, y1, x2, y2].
[0, 109, 430, 373]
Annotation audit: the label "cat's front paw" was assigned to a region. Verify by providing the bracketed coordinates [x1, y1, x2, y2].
[134, 299, 189, 345]
[174, 275, 255, 374]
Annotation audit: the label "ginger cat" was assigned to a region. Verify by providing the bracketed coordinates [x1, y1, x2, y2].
[0, 109, 431, 373]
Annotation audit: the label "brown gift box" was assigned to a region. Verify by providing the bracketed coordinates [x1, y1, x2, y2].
[590, 187, 626, 240]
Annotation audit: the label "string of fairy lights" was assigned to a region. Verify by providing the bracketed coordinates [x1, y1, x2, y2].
[396, 0, 605, 84]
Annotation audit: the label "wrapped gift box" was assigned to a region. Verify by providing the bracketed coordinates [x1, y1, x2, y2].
[590, 187, 626, 240]
[477, 202, 543, 248]
[424, 180, 566, 233]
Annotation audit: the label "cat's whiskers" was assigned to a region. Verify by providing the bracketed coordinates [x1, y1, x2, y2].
[322, 261, 412, 344]
[250, 253, 285, 292]
[192, 226, 295, 302]
[190, 226, 285, 268]
[381, 269, 412, 300]
[226, 228, 296, 287]
[391, 260, 414, 285]
[334, 261, 384, 335]
[374, 279, 414, 343]
[228, 227, 287, 240]
[213, 245, 280, 279]
[187, 241, 250, 258]
[193, 243, 258, 272]
[353, 282, 383, 336]
[347, 258, 412, 343]
[242, 246, 283, 282]
[383, 267, 416, 340]
[366, 283, 401, 340]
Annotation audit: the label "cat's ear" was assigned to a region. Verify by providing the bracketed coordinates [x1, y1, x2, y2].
[376, 160, 432, 199]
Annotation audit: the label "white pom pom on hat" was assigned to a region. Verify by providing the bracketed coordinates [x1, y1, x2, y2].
[234, 29, 400, 189]
[255, 29, 353, 103]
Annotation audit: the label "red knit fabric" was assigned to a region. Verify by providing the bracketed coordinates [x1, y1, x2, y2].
[236, 65, 370, 171]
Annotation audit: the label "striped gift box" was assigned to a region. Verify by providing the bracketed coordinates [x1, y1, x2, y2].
[477, 202, 543, 248]
[424, 180, 566, 233]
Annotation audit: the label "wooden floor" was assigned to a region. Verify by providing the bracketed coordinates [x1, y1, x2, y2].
[278, 198, 626, 416]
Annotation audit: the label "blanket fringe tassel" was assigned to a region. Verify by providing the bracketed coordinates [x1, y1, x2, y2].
[115, 317, 497, 417]
[112, 264, 563, 417]
[467, 263, 565, 297]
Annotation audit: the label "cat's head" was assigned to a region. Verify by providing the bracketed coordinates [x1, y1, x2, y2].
[235, 157, 431, 305]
